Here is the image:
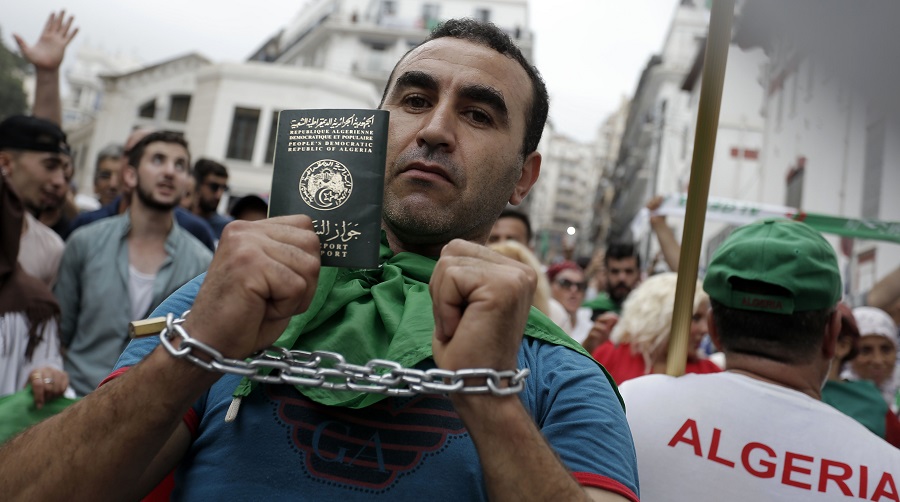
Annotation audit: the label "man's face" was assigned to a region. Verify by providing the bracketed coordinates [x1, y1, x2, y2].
[45, 156, 74, 211]
[127, 141, 190, 212]
[379, 38, 541, 247]
[687, 299, 711, 362]
[851, 335, 897, 386]
[197, 174, 228, 213]
[180, 176, 196, 210]
[605, 257, 640, 303]
[550, 268, 587, 315]
[0, 150, 67, 213]
[94, 157, 122, 206]
[488, 216, 529, 246]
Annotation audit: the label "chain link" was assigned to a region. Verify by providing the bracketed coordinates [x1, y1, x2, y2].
[158, 311, 529, 396]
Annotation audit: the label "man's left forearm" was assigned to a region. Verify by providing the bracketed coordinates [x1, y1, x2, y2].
[32, 68, 62, 125]
[452, 394, 626, 502]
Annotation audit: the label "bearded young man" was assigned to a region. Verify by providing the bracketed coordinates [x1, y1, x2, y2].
[53, 131, 212, 396]
[2, 21, 638, 501]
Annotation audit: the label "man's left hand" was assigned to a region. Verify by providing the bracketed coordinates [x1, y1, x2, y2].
[14, 10, 78, 72]
[430, 239, 536, 373]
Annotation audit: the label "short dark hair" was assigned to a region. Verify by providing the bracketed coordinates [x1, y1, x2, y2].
[497, 208, 532, 242]
[127, 131, 189, 169]
[379, 18, 549, 157]
[193, 158, 228, 183]
[605, 242, 641, 270]
[710, 291, 834, 365]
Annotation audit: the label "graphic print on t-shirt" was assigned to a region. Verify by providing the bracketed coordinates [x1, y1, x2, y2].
[268, 385, 469, 491]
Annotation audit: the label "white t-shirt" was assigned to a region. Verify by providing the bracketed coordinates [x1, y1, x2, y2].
[0, 312, 65, 396]
[619, 372, 900, 502]
[18, 212, 64, 287]
[548, 299, 592, 344]
[128, 265, 157, 320]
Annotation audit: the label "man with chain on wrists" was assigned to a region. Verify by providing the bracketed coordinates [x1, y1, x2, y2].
[0, 19, 639, 502]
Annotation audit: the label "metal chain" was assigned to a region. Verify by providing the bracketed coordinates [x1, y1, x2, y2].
[159, 311, 529, 396]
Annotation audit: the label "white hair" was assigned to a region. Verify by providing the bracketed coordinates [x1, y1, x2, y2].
[611, 272, 708, 360]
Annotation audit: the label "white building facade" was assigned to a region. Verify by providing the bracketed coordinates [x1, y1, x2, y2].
[66, 0, 533, 200]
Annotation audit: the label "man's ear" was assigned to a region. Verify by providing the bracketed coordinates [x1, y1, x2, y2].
[0, 151, 14, 176]
[822, 309, 841, 360]
[707, 308, 723, 352]
[509, 151, 541, 205]
[122, 164, 138, 190]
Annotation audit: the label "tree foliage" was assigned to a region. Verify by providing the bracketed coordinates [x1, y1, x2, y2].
[0, 28, 29, 120]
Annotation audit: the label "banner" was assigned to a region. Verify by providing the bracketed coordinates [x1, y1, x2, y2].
[653, 194, 900, 244]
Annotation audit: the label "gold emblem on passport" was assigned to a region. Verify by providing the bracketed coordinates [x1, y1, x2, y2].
[270, 109, 388, 268]
[298, 159, 353, 211]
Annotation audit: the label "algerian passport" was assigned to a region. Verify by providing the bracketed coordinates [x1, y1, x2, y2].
[269, 109, 388, 268]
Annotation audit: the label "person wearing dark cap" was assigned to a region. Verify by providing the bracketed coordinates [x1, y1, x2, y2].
[0, 169, 71, 407]
[619, 218, 900, 501]
[0, 115, 68, 287]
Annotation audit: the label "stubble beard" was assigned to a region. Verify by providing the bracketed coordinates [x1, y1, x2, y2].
[198, 196, 219, 214]
[382, 148, 520, 245]
[608, 283, 632, 304]
[136, 179, 179, 213]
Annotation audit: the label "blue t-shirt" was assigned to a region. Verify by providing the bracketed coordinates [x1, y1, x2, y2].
[116, 276, 639, 501]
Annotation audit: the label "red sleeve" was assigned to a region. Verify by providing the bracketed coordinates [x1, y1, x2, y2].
[97, 366, 201, 436]
[885, 410, 900, 449]
[574, 472, 640, 502]
[98, 367, 200, 501]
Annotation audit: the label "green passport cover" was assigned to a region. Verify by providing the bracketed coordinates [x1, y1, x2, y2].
[269, 109, 388, 268]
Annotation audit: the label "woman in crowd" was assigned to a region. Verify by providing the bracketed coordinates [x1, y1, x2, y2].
[592, 272, 720, 385]
[546, 261, 593, 344]
[823, 303, 900, 447]
[847, 306, 900, 413]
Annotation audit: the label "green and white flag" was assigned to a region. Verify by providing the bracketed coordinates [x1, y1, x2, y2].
[653, 193, 900, 244]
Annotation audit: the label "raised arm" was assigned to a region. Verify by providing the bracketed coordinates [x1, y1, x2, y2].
[866, 265, 900, 311]
[14, 10, 79, 125]
[0, 216, 321, 500]
[647, 195, 680, 271]
[430, 240, 632, 502]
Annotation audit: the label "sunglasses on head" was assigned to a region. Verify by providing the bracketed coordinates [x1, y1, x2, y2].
[555, 278, 587, 291]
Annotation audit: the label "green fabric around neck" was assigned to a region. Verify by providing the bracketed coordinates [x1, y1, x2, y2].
[233, 234, 621, 409]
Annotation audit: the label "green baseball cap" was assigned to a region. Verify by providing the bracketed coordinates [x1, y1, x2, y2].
[703, 218, 841, 314]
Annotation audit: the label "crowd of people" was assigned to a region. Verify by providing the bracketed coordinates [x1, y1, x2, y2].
[1, 9, 899, 501]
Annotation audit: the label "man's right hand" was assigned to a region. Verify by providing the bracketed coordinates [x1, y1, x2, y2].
[583, 312, 619, 354]
[646, 195, 666, 226]
[183, 215, 321, 359]
[14, 10, 78, 72]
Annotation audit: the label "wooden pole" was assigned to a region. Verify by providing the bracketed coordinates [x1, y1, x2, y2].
[666, 0, 735, 376]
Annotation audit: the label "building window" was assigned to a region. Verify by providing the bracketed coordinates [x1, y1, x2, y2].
[265, 110, 280, 164]
[226, 107, 260, 161]
[138, 99, 156, 119]
[376, 0, 396, 24]
[168, 94, 192, 122]
[474, 8, 491, 23]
